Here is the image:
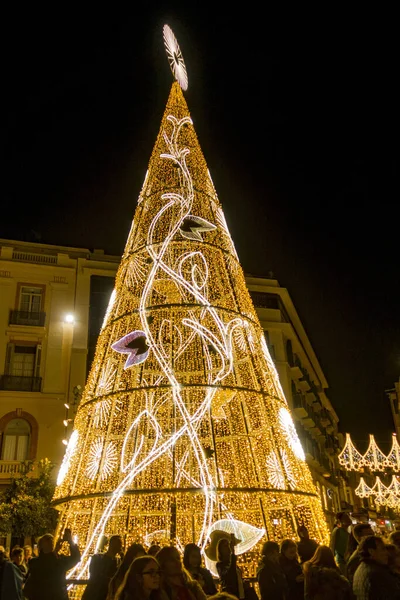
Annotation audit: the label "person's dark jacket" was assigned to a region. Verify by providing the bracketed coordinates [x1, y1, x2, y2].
[0, 558, 23, 600]
[23, 544, 81, 600]
[346, 548, 361, 584]
[353, 559, 400, 600]
[297, 539, 318, 564]
[305, 565, 351, 600]
[216, 554, 241, 599]
[191, 567, 217, 596]
[256, 556, 287, 600]
[82, 553, 121, 600]
[278, 554, 304, 600]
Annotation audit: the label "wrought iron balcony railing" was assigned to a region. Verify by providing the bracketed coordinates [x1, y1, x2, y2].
[9, 310, 46, 326]
[0, 375, 42, 392]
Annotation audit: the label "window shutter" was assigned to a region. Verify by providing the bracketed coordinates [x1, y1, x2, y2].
[35, 344, 42, 378]
[4, 343, 14, 375]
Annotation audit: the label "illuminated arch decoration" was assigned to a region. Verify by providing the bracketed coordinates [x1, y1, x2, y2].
[52, 67, 329, 587]
[339, 433, 400, 472]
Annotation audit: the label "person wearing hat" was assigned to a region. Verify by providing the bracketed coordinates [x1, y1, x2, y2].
[206, 531, 245, 600]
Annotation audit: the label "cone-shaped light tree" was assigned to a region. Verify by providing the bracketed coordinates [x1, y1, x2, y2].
[53, 25, 328, 587]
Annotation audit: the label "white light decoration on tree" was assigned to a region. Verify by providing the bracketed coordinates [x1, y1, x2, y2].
[266, 451, 285, 489]
[279, 407, 306, 461]
[86, 439, 103, 480]
[163, 24, 188, 91]
[56, 430, 79, 486]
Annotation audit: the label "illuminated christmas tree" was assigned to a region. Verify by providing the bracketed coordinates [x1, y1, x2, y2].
[53, 25, 328, 592]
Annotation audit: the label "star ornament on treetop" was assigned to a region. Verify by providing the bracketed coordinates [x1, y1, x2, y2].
[111, 330, 150, 368]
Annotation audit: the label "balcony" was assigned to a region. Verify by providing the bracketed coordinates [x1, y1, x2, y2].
[0, 461, 30, 479]
[9, 310, 46, 327]
[292, 393, 308, 419]
[0, 375, 42, 392]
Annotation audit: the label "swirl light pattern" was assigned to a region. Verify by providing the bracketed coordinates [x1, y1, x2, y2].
[53, 82, 328, 592]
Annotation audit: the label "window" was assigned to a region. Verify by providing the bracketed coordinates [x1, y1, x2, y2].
[1, 418, 30, 461]
[19, 286, 43, 313]
[4, 343, 42, 378]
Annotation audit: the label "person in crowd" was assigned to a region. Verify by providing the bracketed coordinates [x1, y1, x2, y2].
[386, 543, 400, 578]
[82, 534, 124, 600]
[256, 540, 287, 600]
[303, 545, 351, 600]
[345, 523, 374, 584]
[296, 525, 318, 564]
[148, 545, 162, 557]
[278, 539, 304, 600]
[353, 535, 400, 599]
[23, 529, 81, 600]
[183, 542, 217, 595]
[0, 547, 23, 600]
[114, 555, 166, 600]
[23, 545, 34, 567]
[156, 545, 206, 600]
[389, 530, 400, 551]
[107, 543, 147, 599]
[329, 512, 352, 574]
[208, 595, 238, 600]
[215, 534, 245, 600]
[10, 547, 28, 577]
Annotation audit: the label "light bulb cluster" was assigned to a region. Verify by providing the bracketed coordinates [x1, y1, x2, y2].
[339, 433, 400, 471]
[355, 475, 400, 509]
[52, 82, 329, 593]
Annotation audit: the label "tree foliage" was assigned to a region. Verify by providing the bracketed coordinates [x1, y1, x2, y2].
[0, 458, 58, 537]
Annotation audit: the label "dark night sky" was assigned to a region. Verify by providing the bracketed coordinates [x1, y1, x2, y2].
[2, 5, 399, 450]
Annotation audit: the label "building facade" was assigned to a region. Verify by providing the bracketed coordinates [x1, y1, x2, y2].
[0, 239, 351, 529]
[388, 378, 400, 438]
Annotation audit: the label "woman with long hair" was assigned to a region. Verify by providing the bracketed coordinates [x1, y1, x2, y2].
[216, 536, 246, 600]
[303, 545, 351, 600]
[183, 543, 217, 596]
[114, 555, 165, 600]
[107, 543, 146, 599]
[156, 546, 207, 600]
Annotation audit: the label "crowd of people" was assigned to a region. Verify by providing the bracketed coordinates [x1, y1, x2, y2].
[1, 513, 400, 600]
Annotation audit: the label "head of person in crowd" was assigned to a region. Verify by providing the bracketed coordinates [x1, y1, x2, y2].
[115, 555, 162, 600]
[216, 537, 232, 564]
[208, 594, 238, 600]
[24, 545, 33, 562]
[335, 512, 352, 529]
[148, 544, 162, 557]
[303, 545, 336, 570]
[156, 546, 183, 585]
[38, 533, 55, 554]
[11, 547, 24, 566]
[108, 543, 147, 597]
[107, 534, 123, 557]
[280, 539, 298, 561]
[353, 523, 374, 544]
[183, 543, 202, 571]
[386, 543, 400, 574]
[389, 530, 400, 550]
[125, 543, 146, 563]
[260, 541, 280, 564]
[297, 525, 310, 540]
[358, 535, 388, 565]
